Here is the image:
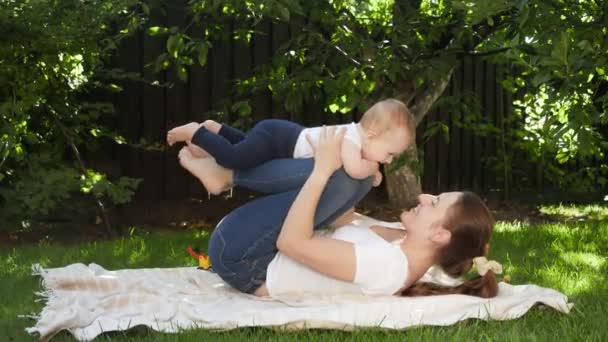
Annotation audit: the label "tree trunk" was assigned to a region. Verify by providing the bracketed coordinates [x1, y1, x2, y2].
[385, 147, 421, 208]
[385, 70, 454, 207]
[386, 0, 513, 207]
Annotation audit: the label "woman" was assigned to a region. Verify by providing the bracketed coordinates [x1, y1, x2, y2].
[178, 127, 498, 298]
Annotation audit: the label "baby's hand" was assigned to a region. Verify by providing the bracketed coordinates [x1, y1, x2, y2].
[372, 170, 383, 187]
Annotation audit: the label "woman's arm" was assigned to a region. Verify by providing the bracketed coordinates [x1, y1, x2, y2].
[276, 127, 358, 282]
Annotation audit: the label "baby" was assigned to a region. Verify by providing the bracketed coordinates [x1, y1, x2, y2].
[167, 98, 415, 192]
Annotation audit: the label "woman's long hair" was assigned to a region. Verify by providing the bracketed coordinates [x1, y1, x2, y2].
[401, 192, 498, 298]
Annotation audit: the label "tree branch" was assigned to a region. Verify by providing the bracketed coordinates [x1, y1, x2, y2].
[332, 44, 361, 66]
[463, 46, 512, 57]
[408, 67, 455, 126]
[53, 117, 118, 238]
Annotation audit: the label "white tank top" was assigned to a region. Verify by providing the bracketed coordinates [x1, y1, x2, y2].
[292, 122, 362, 158]
[266, 216, 408, 296]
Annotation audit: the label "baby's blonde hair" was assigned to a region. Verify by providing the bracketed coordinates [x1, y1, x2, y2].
[360, 98, 415, 138]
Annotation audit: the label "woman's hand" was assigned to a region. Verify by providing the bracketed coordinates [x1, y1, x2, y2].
[306, 126, 346, 178]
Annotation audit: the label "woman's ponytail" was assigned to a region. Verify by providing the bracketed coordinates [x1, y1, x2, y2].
[401, 270, 498, 298]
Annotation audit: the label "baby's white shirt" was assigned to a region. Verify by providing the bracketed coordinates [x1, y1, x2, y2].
[266, 217, 408, 297]
[292, 122, 362, 159]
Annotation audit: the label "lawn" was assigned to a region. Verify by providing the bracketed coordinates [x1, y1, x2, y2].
[2, 204, 607, 341]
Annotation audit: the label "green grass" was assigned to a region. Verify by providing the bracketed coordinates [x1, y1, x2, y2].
[538, 203, 608, 221]
[2, 208, 608, 342]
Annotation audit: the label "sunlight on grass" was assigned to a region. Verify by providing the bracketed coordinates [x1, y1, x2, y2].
[538, 203, 608, 220]
[127, 238, 150, 265]
[536, 263, 601, 296]
[560, 252, 606, 270]
[0, 229, 211, 278]
[2, 213, 608, 341]
[493, 218, 608, 298]
[537, 251, 608, 296]
[1, 251, 20, 275]
[494, 221, 526, 232]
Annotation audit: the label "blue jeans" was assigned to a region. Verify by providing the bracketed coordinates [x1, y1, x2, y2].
[191, 119, 303, 170]
[207, 158, 372, 294]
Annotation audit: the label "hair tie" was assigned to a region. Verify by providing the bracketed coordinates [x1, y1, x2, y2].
[472, 256, 503, 276]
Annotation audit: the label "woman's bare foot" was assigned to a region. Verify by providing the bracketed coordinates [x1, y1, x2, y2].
[178, 147, 232, 194]
[167, 122, 200, 146]
[186, 140, 209, 158]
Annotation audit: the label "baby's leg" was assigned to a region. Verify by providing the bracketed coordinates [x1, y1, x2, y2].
[167, 122, 200, 146]
[215, 122, 246, 143]
[186, 120, 246, 158]
[189, 120, 278, 170]
[178, 147, 233, 194]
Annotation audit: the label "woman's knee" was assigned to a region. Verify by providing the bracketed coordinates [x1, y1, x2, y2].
[252, 119, 276, 133]
[311, 169, 372, 227]
[327, 169, 372, 197]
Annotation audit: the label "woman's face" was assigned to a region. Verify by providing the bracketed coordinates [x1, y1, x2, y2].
[400, 192, 463, 234]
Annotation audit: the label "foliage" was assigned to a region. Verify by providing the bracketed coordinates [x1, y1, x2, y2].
[0, 0, 147, 230]
[489, 0, 608, 191]
[147, 0, 607, 193]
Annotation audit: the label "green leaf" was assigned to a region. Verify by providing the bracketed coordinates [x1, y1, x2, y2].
[551, 32, 569, 65]
[167, 35, 180, 58]
[231, 101, 251, 117]
[531, 72, 552, 87]
[197, 43, 209, 66]
[177, 65, 188, 82]
[148, 26, 167, 36]
[141, 3, 150, 15]
[153, 53, 170, 72]
[556, 152, 570, 164]
[440, 123, 450, 143]
[518, 5, 529, 28]
[276, 4, 290, 22]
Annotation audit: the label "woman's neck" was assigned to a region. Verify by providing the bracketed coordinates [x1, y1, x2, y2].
[400, 237, 437, 287]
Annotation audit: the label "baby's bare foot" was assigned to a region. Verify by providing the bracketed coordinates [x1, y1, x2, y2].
[186, 141, 209, 158]
[167, 122, 200, 146]
[178, 147, 230, 194]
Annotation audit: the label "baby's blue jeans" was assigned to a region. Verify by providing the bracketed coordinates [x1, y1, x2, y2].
[191, 119, 303, 170]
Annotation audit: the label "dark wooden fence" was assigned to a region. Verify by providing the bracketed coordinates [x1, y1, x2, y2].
[110, 6, 513, 201]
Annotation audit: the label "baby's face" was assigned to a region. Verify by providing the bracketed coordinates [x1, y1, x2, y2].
[362, 127, 411, 164]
